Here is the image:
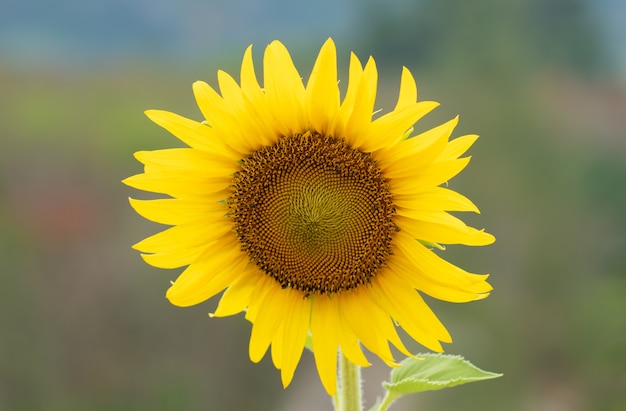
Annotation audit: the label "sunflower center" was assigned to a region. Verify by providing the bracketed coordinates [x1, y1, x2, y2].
[228, 132, 396, 295]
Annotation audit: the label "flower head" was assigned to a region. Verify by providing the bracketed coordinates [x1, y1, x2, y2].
[124, 38, 494, 396]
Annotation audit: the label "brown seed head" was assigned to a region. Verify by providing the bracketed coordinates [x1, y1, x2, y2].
[228, 132, 396, 295]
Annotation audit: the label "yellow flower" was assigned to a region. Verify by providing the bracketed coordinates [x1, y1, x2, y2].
[123, 38, 494, 396]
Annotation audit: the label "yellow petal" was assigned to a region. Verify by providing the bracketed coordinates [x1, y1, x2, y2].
[361, 284, 414, 358]
[217, 69, 280, 150]
[439, 134, 479, 161]
[192, 81, 255, 155]
[375, 116, 458, 177]
[335, 309, 371, 368]
[217, 70, 245, 109]
[392, 232, 493, 299]
[145, 109, 230, 154]
[387, 257, 487, 303]
[122, 172, 231, 199]
[238, 45, 283, 147]
[244, 275, 275, 323]
[248, 281, 286, 363]
[343, 53, 364, 106]
[311, 295, 339, 396]
[371, 273, 450, 350]
[329, 52, 363, 138]
[212, 265, 259, 317]
[165, 238, 246, 306]
[396, 211, 496, 246]
[141, 243, 206, 269]
[392, 187, 480, 214]
[339, 288, 397, 367]
[342, 57, 378, 149]
[192, 80, 226, 127]
[263, 40, 306, 136]
[312, 294, 371, 368]
[132, 218, 231, 254]
[278, 289, 311, 388]
[240, 45, 263, 100]
[305, 38, 340, 135]
[394, 66, 418, 110]
[365, 101, 439, 152]
[134, 148, 239, 176]
[389, 157, 471, 195]
[128, 197, 227, 226]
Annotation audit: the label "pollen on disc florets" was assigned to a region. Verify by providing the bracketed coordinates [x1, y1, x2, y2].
[228, 132, 397, 295]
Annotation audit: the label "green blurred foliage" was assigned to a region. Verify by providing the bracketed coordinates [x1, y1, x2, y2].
[360, 0, 609, 76]
[1, 1, 625, 410]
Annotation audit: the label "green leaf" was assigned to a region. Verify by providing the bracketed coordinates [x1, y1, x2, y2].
[383, 353, 502, 395]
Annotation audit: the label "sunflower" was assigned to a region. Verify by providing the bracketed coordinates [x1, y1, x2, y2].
[123, 38, 494, 396]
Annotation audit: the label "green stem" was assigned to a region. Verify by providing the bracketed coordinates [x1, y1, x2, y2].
[377, 391, 400, 411]
[335, 350, 362, 411]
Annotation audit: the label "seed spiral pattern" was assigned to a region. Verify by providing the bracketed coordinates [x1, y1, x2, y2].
[228, 132, 397, 295]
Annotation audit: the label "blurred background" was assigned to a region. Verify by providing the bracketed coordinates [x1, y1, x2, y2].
[1, 0, 625, 410]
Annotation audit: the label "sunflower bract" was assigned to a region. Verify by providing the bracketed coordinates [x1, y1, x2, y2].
[123, 38, 495, 396]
